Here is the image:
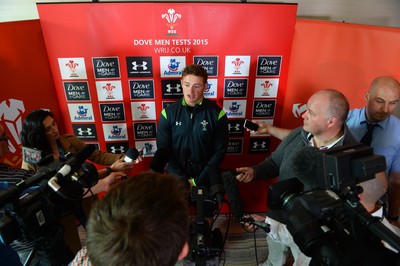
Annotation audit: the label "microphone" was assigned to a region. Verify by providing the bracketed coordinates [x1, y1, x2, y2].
[124, 148, 140, 162]
[221, 170, 270, 232]
[290, 146, 321, 191]
[222, 170, 244, 221]
[240, 216, 271, 233]
[47, 144, 95, 197]
[208, 165, 225, 205]
[150, 147, 171, 173]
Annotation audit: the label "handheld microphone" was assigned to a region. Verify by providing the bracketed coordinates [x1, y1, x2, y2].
[150, 147, 171, 173]
[208, 165, 225, 206]
[47, 144, 95, 198]
[124, 148, 141, 162]
[222, 170, 244, 221]
[240, 216, 271, 233]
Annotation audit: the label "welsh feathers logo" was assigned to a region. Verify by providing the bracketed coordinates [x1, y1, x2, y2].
[162, 8, 182, 36]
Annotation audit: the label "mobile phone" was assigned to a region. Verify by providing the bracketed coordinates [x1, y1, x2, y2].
[243, 119, 259, 131]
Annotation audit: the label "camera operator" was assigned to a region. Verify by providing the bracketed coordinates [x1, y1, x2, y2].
[236, 89, 361, 266]
[0, 123, 136, 265]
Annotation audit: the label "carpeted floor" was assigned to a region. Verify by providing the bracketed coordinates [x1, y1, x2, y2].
[178, 213, 269, 266]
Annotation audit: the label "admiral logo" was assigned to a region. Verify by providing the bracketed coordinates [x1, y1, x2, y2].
[160, 56, 186, 78]
[224, 79, 248, 98]
[204, 79, 217, 98]
[161, 80, 182, 99]
[68, 104, 94, 122]
[100, 103, 125, 122]
[134, 122, 157, 139]
[224, 100, 246, 118]
[194, 56, 218, 76]
[228, 120, 244, 137]
[254, 78, 279, 98]
[165, 59, 182, 76]
[63, 81, 90, 101]
[257, 56, 282, 76]
[161, 8, 182, 36]
[58, 58, 87, 80]
[226, 139, 243, 154]
[106, 142, 129, 154]
[252, 100, 276, 118]
[103, 123, 128, 141]
[126, 57, 153, 77]
[134, 140, 157, 157]
[129, 80, 155, 99]
[72, 124, 98, 140]
[249, 138, 270, 153]
[92, 57, 120, 79]
[131, 102, 156, 121]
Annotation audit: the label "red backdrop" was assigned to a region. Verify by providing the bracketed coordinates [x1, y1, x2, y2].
[1, 16, 400, 212]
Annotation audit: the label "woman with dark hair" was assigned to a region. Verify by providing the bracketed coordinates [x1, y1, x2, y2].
[19, 109, 140, 255]
[20, 109, 134, 174]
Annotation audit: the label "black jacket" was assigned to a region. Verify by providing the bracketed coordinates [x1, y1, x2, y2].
[156, 98, 228, 186]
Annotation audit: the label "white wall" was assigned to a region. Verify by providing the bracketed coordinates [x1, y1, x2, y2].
[1, 0, 400, 28]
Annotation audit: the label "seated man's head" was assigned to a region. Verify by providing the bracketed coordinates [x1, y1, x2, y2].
[302, 89, 349, 139]
[86, 172, 190, 266]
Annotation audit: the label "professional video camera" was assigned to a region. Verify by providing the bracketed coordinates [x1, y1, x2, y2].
[150, 147, 224, 266]
[0, 144, 98, 265]
[268, 143, 400, 265]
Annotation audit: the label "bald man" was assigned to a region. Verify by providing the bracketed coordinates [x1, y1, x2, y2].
[347, 76, 400, 224]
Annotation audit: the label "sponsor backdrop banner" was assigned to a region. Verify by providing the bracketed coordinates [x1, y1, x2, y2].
[37, 2, 297, 211]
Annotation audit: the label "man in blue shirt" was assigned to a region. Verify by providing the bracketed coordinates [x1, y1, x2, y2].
[346, 76, 400, 223]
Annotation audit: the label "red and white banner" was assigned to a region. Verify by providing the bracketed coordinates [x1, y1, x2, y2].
[36, 2, 297, 211]
[37, 3, 297, 157]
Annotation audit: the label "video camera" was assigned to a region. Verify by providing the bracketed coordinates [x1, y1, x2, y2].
[0, 144, 99, 265]
[268, 143, 400, 265]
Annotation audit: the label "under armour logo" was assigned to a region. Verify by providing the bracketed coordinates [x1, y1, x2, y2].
[132, 61, 148, 70]
[252, 142, 267, 149]
[228, 124, 241, 131]
[176, 121, 182, 126]
[77, 128, 92, 136]
[166, 84, 181, 93]
[111, 146, 125, 153]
